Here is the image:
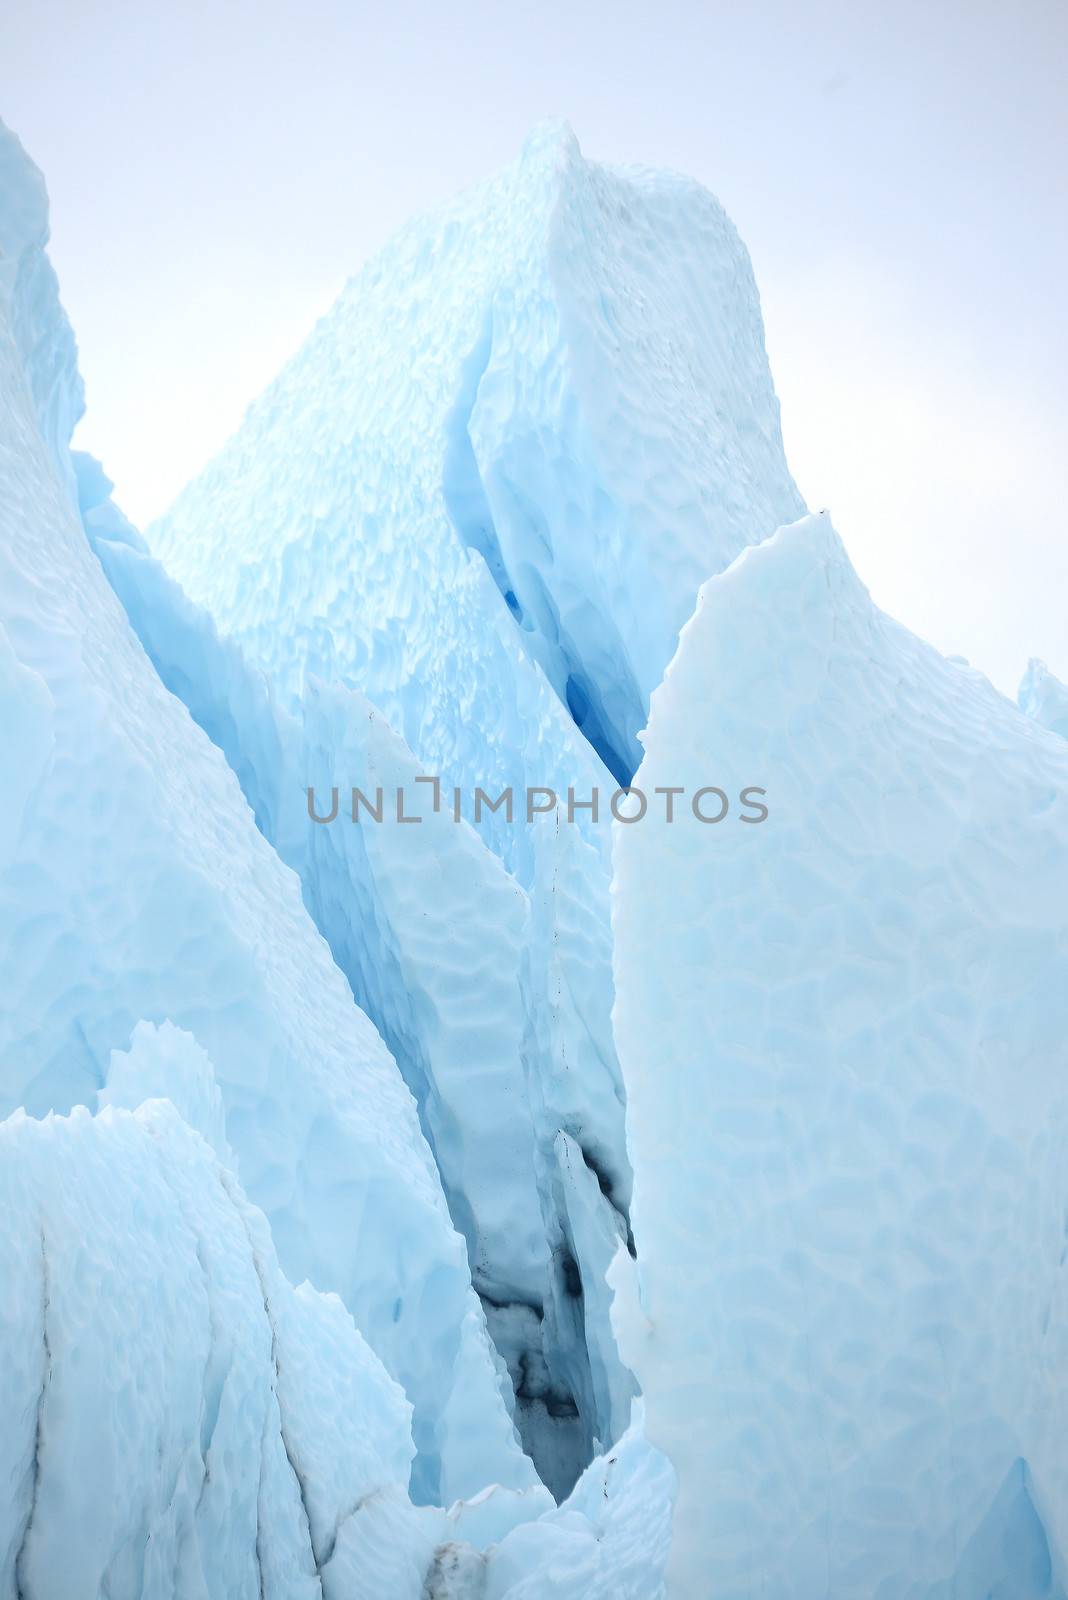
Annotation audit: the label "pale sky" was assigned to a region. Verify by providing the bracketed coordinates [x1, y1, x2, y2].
[2, 0, 1065, 694]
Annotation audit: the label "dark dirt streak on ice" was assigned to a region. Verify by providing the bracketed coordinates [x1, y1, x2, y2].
[14, 1226, 52, 1600]
[219, 1167, 326, 1598]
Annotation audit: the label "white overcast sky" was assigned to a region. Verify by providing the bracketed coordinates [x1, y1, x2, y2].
[2, 0, 1065, 694]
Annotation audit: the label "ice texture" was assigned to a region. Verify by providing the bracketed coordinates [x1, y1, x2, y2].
[0, 119, 82, 496]
[100, 1019, 235, 1162]
[520, 818, 637, 1462]
[5, 98, 1061, 1600]
[480, 1420, 675, 1600]
[612, 512, 1068, 1597]
[1020, 658, 1068, 741]
[91, 466, 638, 1496]
[116, 115, 791, 1497]
[0, 1095, 423, 1600]
[0, 1093, 670, 1595]
[0, 116, 533, 1508]
[302, 685, 547, 1307]
[149, 120, 802, 874]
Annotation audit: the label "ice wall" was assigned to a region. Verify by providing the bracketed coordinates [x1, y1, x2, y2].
[10, 101, 1057, 1600]
[125, 116, 803, 1498]
[149, 121, 803, 877]
[612, 512, 1068, 1597]
[0, 1097, 423, 1600]
[0, 118, 82, 495]
[0, 117, 534, 1508]
[91, 454, 639, 1498]
[84, 515, 641, 1494]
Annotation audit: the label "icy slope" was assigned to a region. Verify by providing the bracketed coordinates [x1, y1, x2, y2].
[0, 118, 533, 1506]
[149, 121, 802, 872]
[612, 512, 1068, 1597]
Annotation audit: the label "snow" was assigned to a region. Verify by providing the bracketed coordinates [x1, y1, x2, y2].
[612, 511, 1068, 1596]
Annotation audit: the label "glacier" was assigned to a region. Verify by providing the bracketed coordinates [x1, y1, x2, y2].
[2, 104, 1067, 1600]
[108, 117, 803, 1502]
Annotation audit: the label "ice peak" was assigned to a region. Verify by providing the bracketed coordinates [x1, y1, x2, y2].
[518, 116, 583, 173]
[152, 124, 803, 872]
[0, 118, 49, 293]
[0, 117, 84, 487]
[1019, 655, 1068, 739]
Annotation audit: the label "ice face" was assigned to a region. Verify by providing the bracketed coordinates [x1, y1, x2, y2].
[99, 1019, 236, 1164]
[2, 111, 649, 1519]
[0, 1095, 420, 1600]
[148, 120, 803, 879]
[0, 1088, 669, 1598]
[612, 512, 1068, 1596]
[84, 524, 641, 1496]
[4, 101, 1060, 1600]
[0, 116, 535, 1509]
[89, 431, 640, 1499]
[105, 116, 802, 1502]
[479, 1418, 675, 1600]
[0, 118, 83, 497]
